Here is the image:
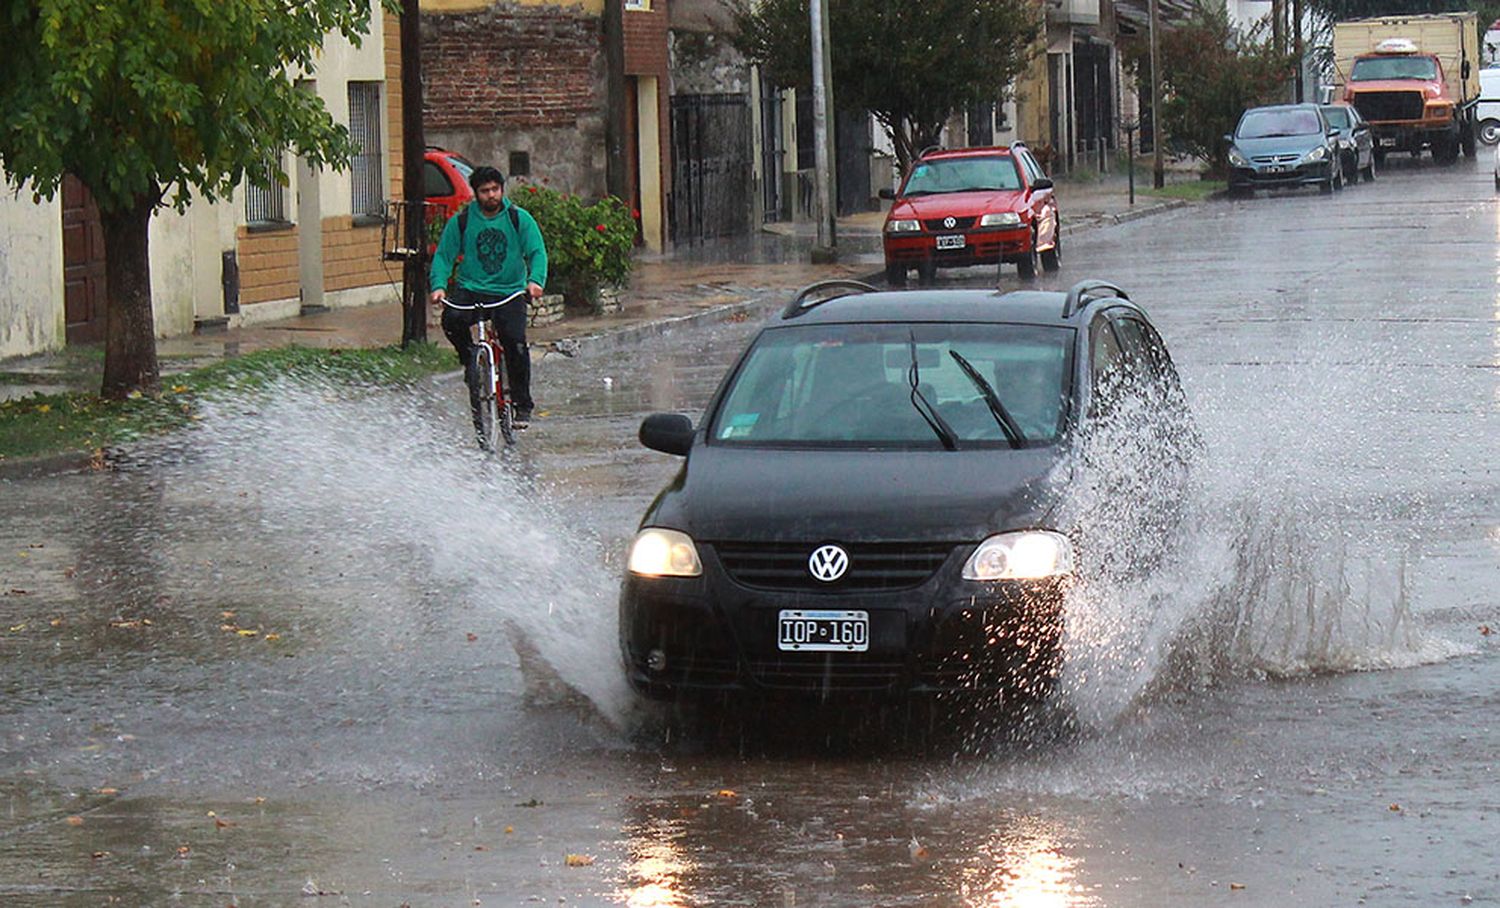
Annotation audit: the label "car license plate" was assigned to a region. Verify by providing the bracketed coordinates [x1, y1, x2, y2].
[1264, 165, 1285, 174]
[935, 234, 966, 250]
[1379, 137, 1397, 147]
[777, 609, 869, 652]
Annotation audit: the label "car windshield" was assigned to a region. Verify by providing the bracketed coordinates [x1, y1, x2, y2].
[1322, 107, 1350, 129]
[1351, 56, 1438, 81]
[1238, 109, 1323, 138]
[710, 322, 1073, 447]
[902, 157, 1023, 195]
[448, 154, 475, 181]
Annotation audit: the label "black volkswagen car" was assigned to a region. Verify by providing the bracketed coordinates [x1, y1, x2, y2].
[619, 280, 1197, 706]
[1226, 103, 1343, 195]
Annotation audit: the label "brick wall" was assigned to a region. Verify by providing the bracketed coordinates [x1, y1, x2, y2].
[237, 227, 301, 306]
[322, 216, 390, 293]
[623, 3, 669, 76]
[421, 4, 602, 131]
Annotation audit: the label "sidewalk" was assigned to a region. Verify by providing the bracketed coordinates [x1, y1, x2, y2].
[0, 167, 1196, 402]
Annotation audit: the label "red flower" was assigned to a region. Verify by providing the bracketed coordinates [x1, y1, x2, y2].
[595, 224, 607, 232]
[527, 186, 538, 193]
[631, 208, 641, 219]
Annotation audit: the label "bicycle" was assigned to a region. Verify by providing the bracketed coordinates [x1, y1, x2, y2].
[442, 288, 527, 451]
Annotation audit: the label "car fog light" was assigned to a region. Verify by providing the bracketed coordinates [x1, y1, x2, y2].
[627, 528, 703, 577]
[647, 649, 668, 672]
[963, 530, 1074, 580]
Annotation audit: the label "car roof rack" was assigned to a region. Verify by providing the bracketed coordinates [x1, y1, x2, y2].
[1061, 279, 1129, 319]
[781, 279, 879, 319]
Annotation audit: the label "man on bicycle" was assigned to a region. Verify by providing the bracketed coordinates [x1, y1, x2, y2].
[429, 165, 548, 429]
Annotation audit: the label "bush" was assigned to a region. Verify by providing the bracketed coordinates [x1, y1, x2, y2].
[511, 185, 637, 312]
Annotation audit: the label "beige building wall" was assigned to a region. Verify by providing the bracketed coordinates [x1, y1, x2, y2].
[0, 182, 65, 358]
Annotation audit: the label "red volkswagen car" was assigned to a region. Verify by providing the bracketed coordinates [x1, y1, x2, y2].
[424, 146, 476, 219]
[880, 144, 1060, 285]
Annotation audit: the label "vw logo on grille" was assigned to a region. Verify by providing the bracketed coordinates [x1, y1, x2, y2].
[808, 544, 850, 582]
[943, 216, 957, 229]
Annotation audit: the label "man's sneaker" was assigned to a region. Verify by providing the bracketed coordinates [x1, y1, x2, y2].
[514, 408, 533, 430]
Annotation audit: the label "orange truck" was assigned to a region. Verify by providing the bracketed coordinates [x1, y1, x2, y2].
[1331, 12, 1481, 163]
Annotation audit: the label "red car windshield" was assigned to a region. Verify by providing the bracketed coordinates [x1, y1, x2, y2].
[903, 157, 1023, 196]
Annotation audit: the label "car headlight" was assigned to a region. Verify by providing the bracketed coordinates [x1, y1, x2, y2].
[979, 212, 1022, 227]
[627, 528, 702, 577]
[1227, 147, 1248, 167]
[962, 530, 1074, 581]
[885, 219, 921, 233]
[1302, 146, 1328, 163]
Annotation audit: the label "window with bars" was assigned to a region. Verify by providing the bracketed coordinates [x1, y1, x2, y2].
[244, 167, 288, 225]
[348, 81, 384, 218]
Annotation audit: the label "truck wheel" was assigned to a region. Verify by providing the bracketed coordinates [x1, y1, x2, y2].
[1481, 119, 1500, 146]
[1462, 126, 1477, 158]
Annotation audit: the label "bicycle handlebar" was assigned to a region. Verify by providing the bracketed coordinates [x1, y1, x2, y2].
[440, 289, 529, 311]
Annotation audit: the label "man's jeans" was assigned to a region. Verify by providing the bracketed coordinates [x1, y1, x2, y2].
[440, 289, 533, 415]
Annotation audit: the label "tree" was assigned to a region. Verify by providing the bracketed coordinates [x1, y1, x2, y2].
[0, 0, 381, 399]
[733, 0, 1042, 175]
[1124, 1, 1296, 171]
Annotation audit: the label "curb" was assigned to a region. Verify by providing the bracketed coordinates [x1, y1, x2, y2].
[0, 450, 103, 481]
[1058, 198, 1188, 237]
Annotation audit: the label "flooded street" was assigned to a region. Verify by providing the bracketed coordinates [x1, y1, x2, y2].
[3, 159, 1498, 906]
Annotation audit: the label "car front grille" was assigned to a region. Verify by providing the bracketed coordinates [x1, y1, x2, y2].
[922, 216, 976, 231]
[711, 541, 956, 592]
[1352, 91, 1424, 121]
[1249, 153, 1299, 165]
[747, 654, 907, 690]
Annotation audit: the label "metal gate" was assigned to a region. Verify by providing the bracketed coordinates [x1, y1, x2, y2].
[669, 93, 753, 244]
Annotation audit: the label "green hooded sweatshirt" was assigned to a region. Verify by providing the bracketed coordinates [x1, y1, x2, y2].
[429, 198, 548, 299]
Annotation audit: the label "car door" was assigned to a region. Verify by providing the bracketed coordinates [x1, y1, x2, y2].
[1351, 108, 1374, 167]
[1017, 147, 1058, 251]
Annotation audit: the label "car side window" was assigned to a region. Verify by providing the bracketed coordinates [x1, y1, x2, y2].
[1111, 316, 1173, 409]
[1089, 317, 1130, 417]
[423, 161, 454, 198]
[1017, 149, 1043, 185]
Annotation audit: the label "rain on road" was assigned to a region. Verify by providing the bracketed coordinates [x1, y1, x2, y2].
[1, 157, 1497, 906]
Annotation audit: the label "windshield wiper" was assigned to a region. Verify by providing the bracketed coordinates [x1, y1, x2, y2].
[948, 350, 1026, 449]
[907, 332, 958, 450]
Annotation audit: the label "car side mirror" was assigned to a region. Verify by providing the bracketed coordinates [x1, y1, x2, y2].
[1223, 133, 1234, 144]
[1328, 128, 1340, 138]
[878, 188, 896, 200]
[640, 413, 695, 456]
[1031, 177, 1054, 191]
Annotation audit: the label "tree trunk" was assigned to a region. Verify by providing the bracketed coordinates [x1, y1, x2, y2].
[98, 195, 161, 399]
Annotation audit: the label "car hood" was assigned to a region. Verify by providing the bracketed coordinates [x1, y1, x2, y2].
[891, 189, 1027, 221]
[1347, 79, 1441, 95]
[643, 445, 1068, 544]
[1232, 134, 1328, 156]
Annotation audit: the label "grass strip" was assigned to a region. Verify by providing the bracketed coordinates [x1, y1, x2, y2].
[0, 343, 453, 463]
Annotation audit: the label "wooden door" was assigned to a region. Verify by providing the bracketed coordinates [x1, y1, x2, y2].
[61, 175, 107, 344]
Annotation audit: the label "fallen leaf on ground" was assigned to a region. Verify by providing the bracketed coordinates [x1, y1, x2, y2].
[504, 826, 514, 834]
[65, 816, 84, 826]
[264, 633, 281, 642]
[1388, 803, 1402, 812]
[565, 854, 595, 867]
[717, 789, 737, 799]
[235, 629, 258, 637]
[1230, 882, 1246, 891]
[466, 633, 478, 642]
[215, 818, 235, 829]
[96, 787, 119, 796]
[91, 851, 110, 860]
[908, 836, 930, 861]
[1481, 625, 1492, 637]
[176, 845, 191, 858]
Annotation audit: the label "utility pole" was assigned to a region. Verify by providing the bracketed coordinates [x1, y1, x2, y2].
[603, 0, 627, 198]
[399, 0, 427, 345]
[1149, 0, 1164, 189]
[1292, 0, 1304, 102]
[810, 0, 837, 262]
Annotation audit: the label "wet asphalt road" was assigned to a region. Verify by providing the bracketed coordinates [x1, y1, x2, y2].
[2, 156, 1498, 906]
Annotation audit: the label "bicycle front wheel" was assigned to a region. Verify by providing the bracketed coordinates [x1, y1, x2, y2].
[466, 354, 500, 452]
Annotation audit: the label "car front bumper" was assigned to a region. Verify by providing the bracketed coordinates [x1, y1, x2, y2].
[883, 227, 1032, 268]
[618, 546, 1067, 701]
[1228, 159, 1335, 190]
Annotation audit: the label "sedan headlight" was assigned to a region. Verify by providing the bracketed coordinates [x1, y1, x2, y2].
[978, 212, 1022, 228]
[962, 530, 1075, 581]
[885, 218, 921, 233]
[627, 528, 702, 577]
[1302, 146, 1328, 163]
[1227, 147, 1249, 167]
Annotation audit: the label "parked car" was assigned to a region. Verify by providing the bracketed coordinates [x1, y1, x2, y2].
[424, 146, 476, 219]
[1493, 138, 1499, 190]
[1321, 103, 1377, 183]
[1478, 67, 1500, 146]
[879, 145, 1060, 285]
[1226, 104, 1344, 195]
[619, 279, 1199, 710]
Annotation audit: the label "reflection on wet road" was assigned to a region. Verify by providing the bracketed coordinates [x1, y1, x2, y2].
[2, 159, 1497, 906]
